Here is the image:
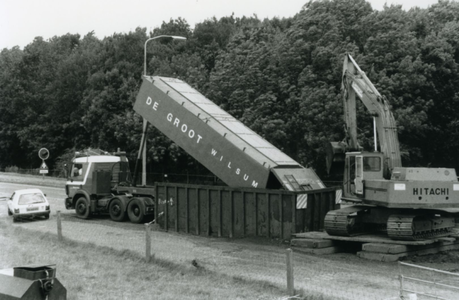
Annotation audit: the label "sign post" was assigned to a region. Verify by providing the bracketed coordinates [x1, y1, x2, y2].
[38, 148, 50, 179]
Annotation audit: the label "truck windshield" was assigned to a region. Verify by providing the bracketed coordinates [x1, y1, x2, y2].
[72, 163, 84, 179]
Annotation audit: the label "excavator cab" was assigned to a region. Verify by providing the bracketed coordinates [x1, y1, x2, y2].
[343, 152, 384, 200]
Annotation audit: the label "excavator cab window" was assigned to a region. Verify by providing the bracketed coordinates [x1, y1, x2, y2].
[347, 156, 356, 195]
[363, 156, 381, 172]
[355, 156, 364, 194]
[345, 153, 383, 198]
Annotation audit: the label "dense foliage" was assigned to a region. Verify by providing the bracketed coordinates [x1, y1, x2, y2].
[1, 0, 459, 182]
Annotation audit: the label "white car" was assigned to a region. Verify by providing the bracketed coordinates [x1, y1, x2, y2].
[7, 189, 50, 222]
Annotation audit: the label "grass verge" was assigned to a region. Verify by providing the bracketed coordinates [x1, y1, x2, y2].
[1, 217, 336, 300]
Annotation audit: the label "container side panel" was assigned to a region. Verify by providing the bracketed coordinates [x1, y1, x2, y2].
[256, 193, 268, 237]
[244, 192, 256, 236]
[209, 189, 220, 236]
[282, 195, 293, 238]
[156, 186, 166, 229]
[221, 191, 231, 237]
[319, 193, 328, 229]
[168, 186, 177, 231]
[232, 191, 243, 237]
[188, 188, 198, 234]
[312, 193, 321, 231]
[269, 194, 281, 238]
[179, 187, 190, 233]
[295, 204, 306, 233]
[198, 188, 208, 235]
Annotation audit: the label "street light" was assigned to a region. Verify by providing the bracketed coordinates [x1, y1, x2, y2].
[138, 35, 187, 186]
[143, 35, 187, 76]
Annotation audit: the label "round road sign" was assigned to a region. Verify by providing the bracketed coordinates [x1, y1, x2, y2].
[38, 148, 50, 160]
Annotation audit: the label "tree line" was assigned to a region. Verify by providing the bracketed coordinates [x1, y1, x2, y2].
[1, 0, 459, 183]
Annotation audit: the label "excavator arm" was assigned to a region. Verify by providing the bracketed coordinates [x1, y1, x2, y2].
[340, 54, 402, 174]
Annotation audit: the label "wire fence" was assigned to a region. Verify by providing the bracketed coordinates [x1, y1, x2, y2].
[398, 261, 459, 299]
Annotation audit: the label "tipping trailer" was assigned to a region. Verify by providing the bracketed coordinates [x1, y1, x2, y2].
[64, 76, 335, 236]
[134, 76, 325, 191]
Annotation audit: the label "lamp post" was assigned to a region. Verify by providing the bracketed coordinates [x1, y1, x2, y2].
[138, 35, 187, 186]
[144, 35, 187, 76]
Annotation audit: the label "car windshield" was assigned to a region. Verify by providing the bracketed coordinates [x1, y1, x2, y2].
[18, 193, 46, 205]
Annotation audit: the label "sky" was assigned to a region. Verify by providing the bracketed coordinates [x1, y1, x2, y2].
[0, 0, 447, 50]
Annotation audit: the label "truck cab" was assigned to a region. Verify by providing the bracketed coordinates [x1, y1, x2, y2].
[64, 151, 154, 223]
[66, 152, 130, 202]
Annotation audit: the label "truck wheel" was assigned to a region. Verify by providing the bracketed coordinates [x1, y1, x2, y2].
[75, 197, 90, 219]
[127, 199, 145, 224]
[109, 199, 126, 222]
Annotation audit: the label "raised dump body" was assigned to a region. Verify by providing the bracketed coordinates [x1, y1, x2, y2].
[134, 76, 325, 191]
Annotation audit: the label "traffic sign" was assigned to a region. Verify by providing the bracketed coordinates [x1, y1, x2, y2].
[38, 148, 49, 160]
[40, 160, 48, 174]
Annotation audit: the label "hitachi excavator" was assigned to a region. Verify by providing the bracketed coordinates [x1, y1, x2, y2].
[324, 54, 459, 240]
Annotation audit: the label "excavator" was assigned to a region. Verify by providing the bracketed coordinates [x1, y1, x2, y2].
[324, 54, 459, 240]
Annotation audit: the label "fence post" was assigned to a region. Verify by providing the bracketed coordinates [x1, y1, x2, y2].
[57, 210, 62, 241]
[145, 223, 151, 262]
[286, 248, 294, 296]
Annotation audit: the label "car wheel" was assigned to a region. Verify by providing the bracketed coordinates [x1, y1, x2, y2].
[127, 198, 145, 224]
[12, 216, 18, 223]
[44, 213, 50, 220]
[109, 198, 126, 222]
[8, 209, 12, 216]
[75, 197, 90, 219]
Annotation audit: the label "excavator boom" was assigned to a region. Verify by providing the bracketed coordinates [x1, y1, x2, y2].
[342, 54, 402, 173]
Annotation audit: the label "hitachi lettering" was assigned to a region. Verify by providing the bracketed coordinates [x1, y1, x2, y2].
[413, 188, 449, 196]
[211, 148, 258, 188]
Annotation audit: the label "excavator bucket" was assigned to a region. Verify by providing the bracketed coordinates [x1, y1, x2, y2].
[325, 141, 346, 175]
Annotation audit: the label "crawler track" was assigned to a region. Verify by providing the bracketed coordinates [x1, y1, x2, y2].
[387, 214, 455, 240]
[325, 206, 456, 241]
[324, 206, 367, 236]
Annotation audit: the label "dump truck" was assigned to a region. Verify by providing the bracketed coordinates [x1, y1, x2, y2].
[324, 54, 459, 240]
[64, 75, 333, 232]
